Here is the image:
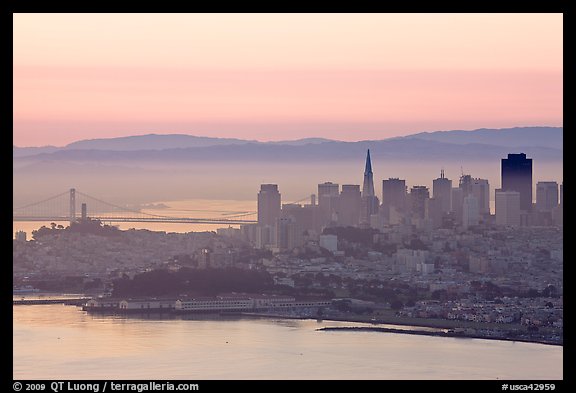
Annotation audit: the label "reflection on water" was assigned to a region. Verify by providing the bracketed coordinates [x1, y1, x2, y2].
[13, 305, 562, 380]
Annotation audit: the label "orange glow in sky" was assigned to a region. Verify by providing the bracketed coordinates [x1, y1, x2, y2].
[13, 13, 562, 146]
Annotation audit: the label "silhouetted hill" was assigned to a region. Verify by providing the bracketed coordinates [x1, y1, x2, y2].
[404, 127, 562, 149]
[13, 145, 60, 158]
[13, 127, 562, 162]
[17, 139, 561, 163]
[63, 133, 257, 151]
[264, 137, 335, 145]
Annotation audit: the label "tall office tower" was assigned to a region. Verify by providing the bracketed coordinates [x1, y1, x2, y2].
[361, 149, 379, 223]
[471, 178, 490, 214]
[425, 197, 443, 229]
[318, 182, 340, 227]
[282, 202, 317, 239]
[275, 217, 301, 250]
[382, 178, 407, 212]
[81, 203, 88, 221]
[536, 181, 559, 212]
[450, 187, 464, 220]
[257, 184, 281, 226]
[339, 184, 361, 227]
[410, 186, 429, 219]
[501, 153, 533, 211]
[281, 203, 305, 226]
[255, 225, 274, 249]
[462, 194, 479, 229]
[555, 182, 563, 227]
[432, 169, 452, 214]
[362, 149, 375, 197]
[459, 174, 473, 196]
[495, 190, 521, 227]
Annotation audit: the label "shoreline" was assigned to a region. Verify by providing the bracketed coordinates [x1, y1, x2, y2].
[34, 303, 562, 347]
[235, 312, 563, 347]
[315, 326, 563, 347]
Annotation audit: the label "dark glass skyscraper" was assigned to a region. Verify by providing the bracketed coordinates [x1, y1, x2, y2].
[409, 185, 429, 219]
[501, 153, 533, 211]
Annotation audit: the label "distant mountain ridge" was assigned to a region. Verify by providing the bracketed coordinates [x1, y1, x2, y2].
[12, 135, 333, 157]
[13, 127, 562, 161]
[12, 145, 60, 157]
[64, 133, 257, 151]
[403, 127, 562, 149]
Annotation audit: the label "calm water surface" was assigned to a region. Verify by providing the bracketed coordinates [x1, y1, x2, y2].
[13, 305, 562, 380]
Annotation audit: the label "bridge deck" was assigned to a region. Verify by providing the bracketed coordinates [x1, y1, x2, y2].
[13, 216, 257, 225]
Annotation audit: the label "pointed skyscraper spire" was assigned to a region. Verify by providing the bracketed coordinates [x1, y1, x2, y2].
[362, 149, 375, 197]
[365, 149, 373, 175]
[361, 149, 378, 224]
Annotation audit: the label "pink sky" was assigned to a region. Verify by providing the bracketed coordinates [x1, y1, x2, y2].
[13, 13, 563, 147]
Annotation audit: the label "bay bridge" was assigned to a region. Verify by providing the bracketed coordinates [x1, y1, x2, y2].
[13, 188, 260, 226]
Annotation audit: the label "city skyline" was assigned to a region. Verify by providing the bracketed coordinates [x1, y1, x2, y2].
[13, 13, 562, 146]
[251, 150, 561, 245]
[13, 149, 562, 238]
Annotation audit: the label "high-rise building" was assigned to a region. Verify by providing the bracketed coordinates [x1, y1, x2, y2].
[536, 181, 559, 212]
[382, 178, 407, 212]
[275, 217, 302, 250]
[257, 184, 281, 226]
[362, 149, 375, 197]
[425, 197, 443, 229]
[255, 225, 274, 249]
[501, 153, 533, 211]
[462, 194, 479, 229]
[450, 187, 464, 220]
[554, 182, 563, 227]
[81, 203, 88, 221]
[459, 174, 473, 196]
[495, 190, 521, 227]
[339, 184, 361, 227]
[240, 223, 258, 244]
[410, 186, 429, 219]
[471, 178, 490, 215]
[361, 149, 379, 223]
[318, 182, 340, 199]
[281, 203, 302, 231]
[432, 170, 452, 214]
[318, 182, 340, 227]
[282, 202, 320, 239]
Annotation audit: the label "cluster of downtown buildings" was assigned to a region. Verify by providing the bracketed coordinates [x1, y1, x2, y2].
[241, 151, 563, 251]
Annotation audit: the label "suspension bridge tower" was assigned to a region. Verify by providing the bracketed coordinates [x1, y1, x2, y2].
[69, 188, 76, 225]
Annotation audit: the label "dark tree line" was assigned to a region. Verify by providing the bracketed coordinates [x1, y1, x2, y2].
[112, 267, 274, 297]
[323, 227, 379, 246]
[31, 219, 120, 240]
